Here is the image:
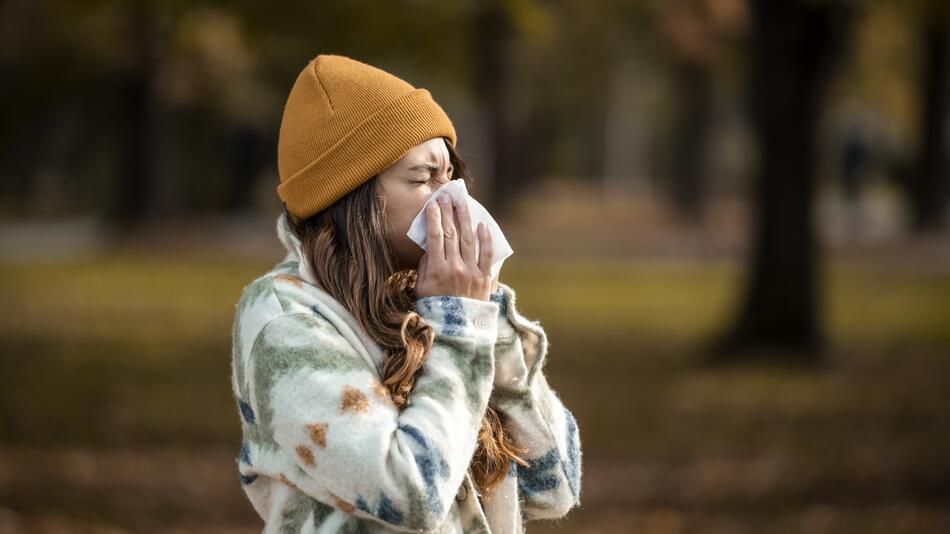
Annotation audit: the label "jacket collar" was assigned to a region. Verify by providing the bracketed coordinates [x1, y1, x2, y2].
[274, 212, 386, 374]
[276, 211, 317, 284]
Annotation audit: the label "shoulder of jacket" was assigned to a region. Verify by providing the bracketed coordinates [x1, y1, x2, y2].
[237, 271, 338, 338]
[239, 267, 314, 308]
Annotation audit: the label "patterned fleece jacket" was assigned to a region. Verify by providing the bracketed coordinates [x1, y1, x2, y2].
[230, 212, 582, 533]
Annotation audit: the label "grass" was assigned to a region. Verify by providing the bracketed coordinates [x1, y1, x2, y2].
[0, 251, 948, 532]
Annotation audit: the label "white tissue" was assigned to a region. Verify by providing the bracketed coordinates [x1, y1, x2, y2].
[406, 179, 513, 280]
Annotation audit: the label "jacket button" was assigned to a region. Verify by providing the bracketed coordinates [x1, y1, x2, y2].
[456, 483, 468, 501]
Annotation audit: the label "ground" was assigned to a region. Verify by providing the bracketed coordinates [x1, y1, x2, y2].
[0, 244, 947, 533]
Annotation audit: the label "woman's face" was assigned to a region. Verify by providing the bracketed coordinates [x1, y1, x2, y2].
[377, 137, 455, 271]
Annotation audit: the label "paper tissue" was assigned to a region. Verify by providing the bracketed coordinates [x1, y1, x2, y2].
[406, 179, 513, 280]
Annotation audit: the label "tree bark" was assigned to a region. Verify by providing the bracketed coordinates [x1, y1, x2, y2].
[711, 0, 853, 361]
[911, 9, 950, 232]
[471, 0, 531, 218]
[669, 59, 713, 222]
[106, 0, 157, 227]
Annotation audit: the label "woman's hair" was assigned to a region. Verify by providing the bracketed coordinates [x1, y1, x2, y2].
[283, 137, 530, 498]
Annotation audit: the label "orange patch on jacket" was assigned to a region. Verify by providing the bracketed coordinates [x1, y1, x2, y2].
[274, 274, 303, 287]
[306, 422, 328, 448]
[340, 385, 370, 414]
[296, 445, 315, 466]
[329, 491, 356, 514]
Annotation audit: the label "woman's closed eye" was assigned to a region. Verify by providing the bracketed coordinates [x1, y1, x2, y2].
[414, 174, 452, 185]
[410, 163, 453, 184]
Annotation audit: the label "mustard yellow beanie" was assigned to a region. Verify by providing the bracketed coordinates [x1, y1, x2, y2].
[276, 54, 458, 220]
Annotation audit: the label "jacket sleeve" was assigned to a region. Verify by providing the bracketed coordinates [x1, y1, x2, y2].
[244, 292, 500, 532]
[488, 282, 583, 521]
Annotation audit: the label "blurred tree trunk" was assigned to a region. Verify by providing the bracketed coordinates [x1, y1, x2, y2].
[660, 1, 748, 223]
[106, 0, 156, 227]
[670, 59, 713, 221]
[710, 0, 853, 361]
[911, 6, 950, 232]
[472, 0, 525, 218]
[227, 123, 264, 214]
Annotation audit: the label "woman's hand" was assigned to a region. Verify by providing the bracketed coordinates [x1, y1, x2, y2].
[416, 192, 495, 301]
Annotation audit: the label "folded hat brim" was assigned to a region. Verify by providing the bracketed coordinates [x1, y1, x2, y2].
[278, 88, 457, 220]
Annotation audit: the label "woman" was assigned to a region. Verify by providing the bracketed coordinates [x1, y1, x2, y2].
[231, 54, 581, 533]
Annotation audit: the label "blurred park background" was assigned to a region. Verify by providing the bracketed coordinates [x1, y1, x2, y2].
[1, 0, 949, 532]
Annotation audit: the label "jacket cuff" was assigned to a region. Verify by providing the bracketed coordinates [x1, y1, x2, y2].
[490, 282, 548, 394]
[489, 288, 506, 316]
[414, 295, 500, 345]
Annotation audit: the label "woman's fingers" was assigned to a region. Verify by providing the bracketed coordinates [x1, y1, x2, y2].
[453, 196, 477, 266]
[416, 196, 496, 301]
[417, 251, 428, 282]
[477, 221, 494, 274]
[425, 200, 444, 261]
[437, 194, 460, 263]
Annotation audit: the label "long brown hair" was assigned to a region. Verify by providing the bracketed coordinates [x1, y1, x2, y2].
[283, 137, 529, 498]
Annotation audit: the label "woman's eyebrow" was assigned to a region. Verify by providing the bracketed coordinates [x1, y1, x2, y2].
[408, 163, 440, 172]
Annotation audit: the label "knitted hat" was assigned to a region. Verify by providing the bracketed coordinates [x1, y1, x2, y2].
[276, 54, 458, 220]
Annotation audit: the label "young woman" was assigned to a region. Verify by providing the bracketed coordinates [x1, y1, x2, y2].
[231, 54, 581, 533]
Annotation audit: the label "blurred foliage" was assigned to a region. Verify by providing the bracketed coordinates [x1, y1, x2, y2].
[1, 0, 943, 221]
